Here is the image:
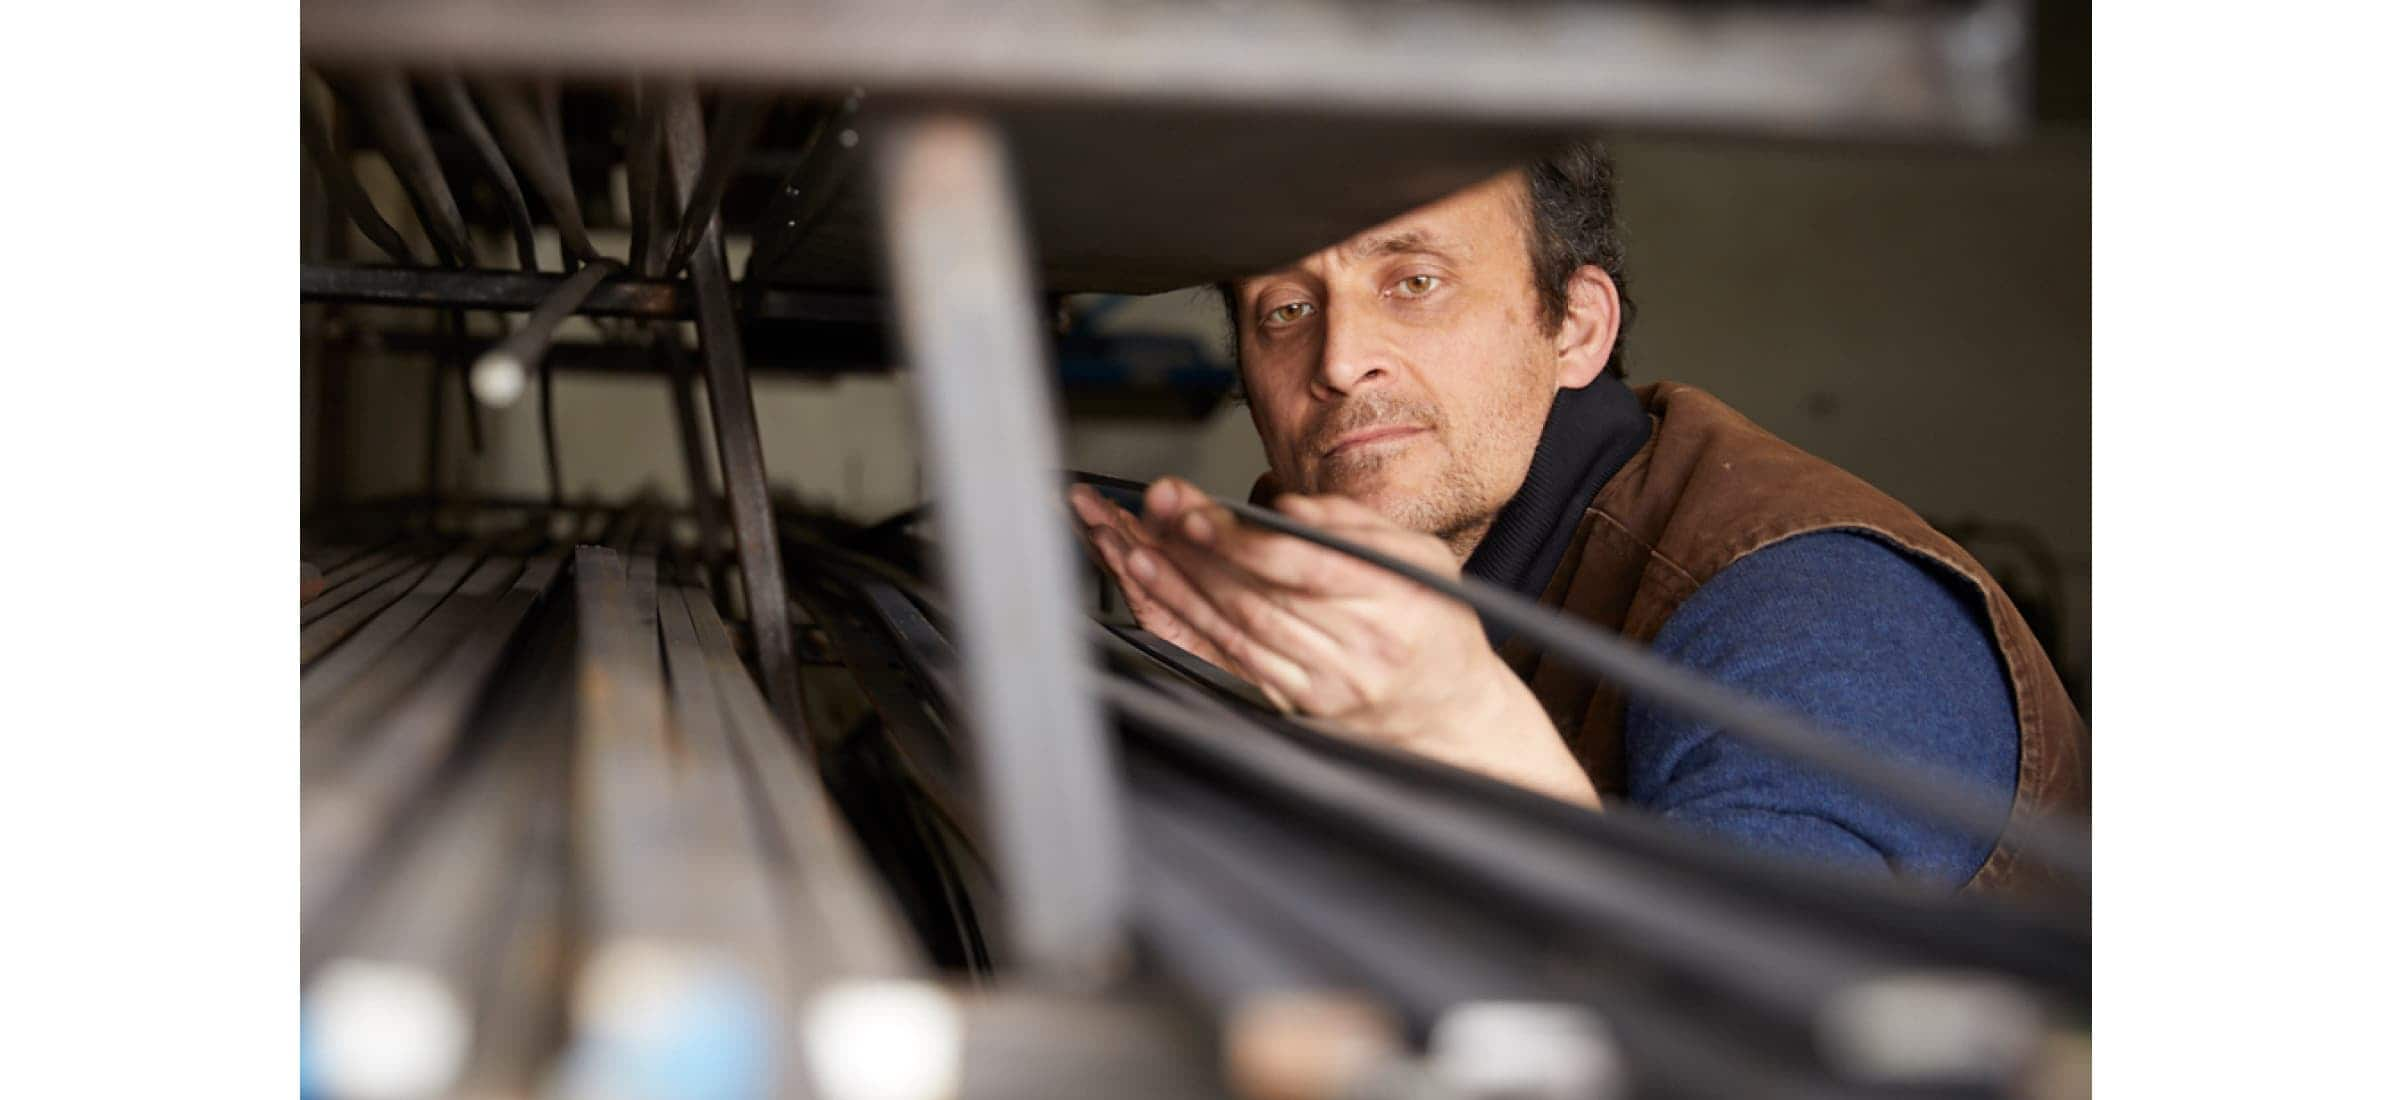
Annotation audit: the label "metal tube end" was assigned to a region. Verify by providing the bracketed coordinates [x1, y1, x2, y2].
[470, 351, 529, 409]
[303, 958, 472, 1100]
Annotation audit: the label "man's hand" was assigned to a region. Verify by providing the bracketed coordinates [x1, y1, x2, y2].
[1070, 483, 1241, 677]
[1070, 477, 1598, 808]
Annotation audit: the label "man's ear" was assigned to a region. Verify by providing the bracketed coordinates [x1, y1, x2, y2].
[1553, 264, 1620, 391]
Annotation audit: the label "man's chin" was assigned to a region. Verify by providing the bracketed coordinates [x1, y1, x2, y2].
[1313, 472, 1438, 530]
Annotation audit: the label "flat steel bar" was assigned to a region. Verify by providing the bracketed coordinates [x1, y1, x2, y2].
[300, 713, 556, 1097]
[471, 79, 603, 263]
[306, 543, 415, 615]
[301, 552, 443, 665]
[653, 581, 798, 1083]
[302, 551, 568, 934]
[625, 83, 666, 277]
[789, 575, 971, 829]
[303, 539, 390, 587]
[1128, 753, 1854, 1100]
[451, 685, 574, 1100]
[425, 71, 542, 272]
[681, 583, 923, 981]
[1111, 679, 1897, 1032]
[301, 0, 2028, 142]
[675, 110, 809, 746]
[558, 546, 782, 1100]
[1097, 611, 2087, 981]
[303, 552, 526, 734]
[302, 263, 885, 324]
[660, 96, 770, 277]
[876, 113, 1125, 982]
[301, 94, 418, 264]
[300, 547, 488, 712]
[657, 330, 729, 593]
[349, 70, 476, 266]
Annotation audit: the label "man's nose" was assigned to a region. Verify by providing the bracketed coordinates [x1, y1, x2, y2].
[1311, 306, 1394, 398]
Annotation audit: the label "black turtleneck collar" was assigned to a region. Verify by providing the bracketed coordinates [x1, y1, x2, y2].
[1462, 370, 1650, 645]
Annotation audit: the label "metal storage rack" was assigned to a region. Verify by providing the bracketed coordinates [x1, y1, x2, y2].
[297, 3, 2086, 1099]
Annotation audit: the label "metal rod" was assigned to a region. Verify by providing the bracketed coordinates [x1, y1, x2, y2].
[446, 310, 484, 454]
[1110, 677, 1905, 1033]
[875, 112, 1126, 982]
[301, 93, 419, 264]
[424, 71, 543, 272]
[302, 263, 885, 324]
[1214, 492, 2094, 886]
[660, 96, 770, 277]
[471, 79, 603, 263]
[674, 108, 810, 747]
[624, 82, 665, 277]
[657, 329, 729, 595]
[348, 70, 476, 266]
[466, 258, 622, 408]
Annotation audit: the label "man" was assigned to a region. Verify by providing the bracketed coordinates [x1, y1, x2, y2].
[1067, 143, 2086, 894]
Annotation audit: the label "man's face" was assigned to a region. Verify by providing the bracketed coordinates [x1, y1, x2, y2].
[1231, 173, 1564, 547]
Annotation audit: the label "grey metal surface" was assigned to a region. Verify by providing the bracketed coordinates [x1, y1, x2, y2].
[304, 1, 2031, 295]
[678, 137, 812, 742]
[300, 0, 2026, 139]
[875, 112, 1127, 983]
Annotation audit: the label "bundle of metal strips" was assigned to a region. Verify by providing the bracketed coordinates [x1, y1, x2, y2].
[770, 521, 2089, 1100]
[299, 528, 926, 1100]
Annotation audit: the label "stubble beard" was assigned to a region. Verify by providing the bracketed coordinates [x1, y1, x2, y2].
[1300, 390, 1495, 547]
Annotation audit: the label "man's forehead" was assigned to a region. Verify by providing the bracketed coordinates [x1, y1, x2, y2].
[1235, 172, 1523, 288]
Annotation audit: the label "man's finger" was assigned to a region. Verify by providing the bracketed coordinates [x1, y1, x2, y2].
[1172, 500, 1389, 599]
[1123, 541, 1316, 703]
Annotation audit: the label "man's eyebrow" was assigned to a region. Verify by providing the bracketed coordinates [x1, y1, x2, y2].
[1343, 228, 1456, 262]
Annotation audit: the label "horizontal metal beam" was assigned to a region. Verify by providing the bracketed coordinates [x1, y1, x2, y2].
[300, 0, 2027, 142]
[302, 264, 884, 324]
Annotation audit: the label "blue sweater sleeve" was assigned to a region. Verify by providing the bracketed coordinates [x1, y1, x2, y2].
[1623, 530, 2019, 889]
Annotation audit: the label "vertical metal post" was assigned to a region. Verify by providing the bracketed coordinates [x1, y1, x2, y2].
[874, 112, 1125, 983]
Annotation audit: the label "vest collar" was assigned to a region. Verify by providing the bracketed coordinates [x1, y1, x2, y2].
[1463, 370, 1650, 644]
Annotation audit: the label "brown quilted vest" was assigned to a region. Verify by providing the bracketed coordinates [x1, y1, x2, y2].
[1493, 382, 2089, 895]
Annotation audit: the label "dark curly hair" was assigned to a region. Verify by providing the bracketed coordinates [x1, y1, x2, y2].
[1219, 139, 1635, 382]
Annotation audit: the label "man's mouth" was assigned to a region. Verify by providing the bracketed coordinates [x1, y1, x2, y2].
[1321, 425, 1429, 459]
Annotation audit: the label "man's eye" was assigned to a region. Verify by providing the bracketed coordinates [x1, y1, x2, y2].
[1394, 274, 1441, 297]
[1263, 301, 1316, 326]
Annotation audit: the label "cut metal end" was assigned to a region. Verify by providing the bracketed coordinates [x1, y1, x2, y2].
[800, 980, 964, 1100]
[1429, 1001, 1628, 1100]
[1817, 970, 2046, 1085]
[304, 958, 472, 1100]
[470, 352, 529, 409]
